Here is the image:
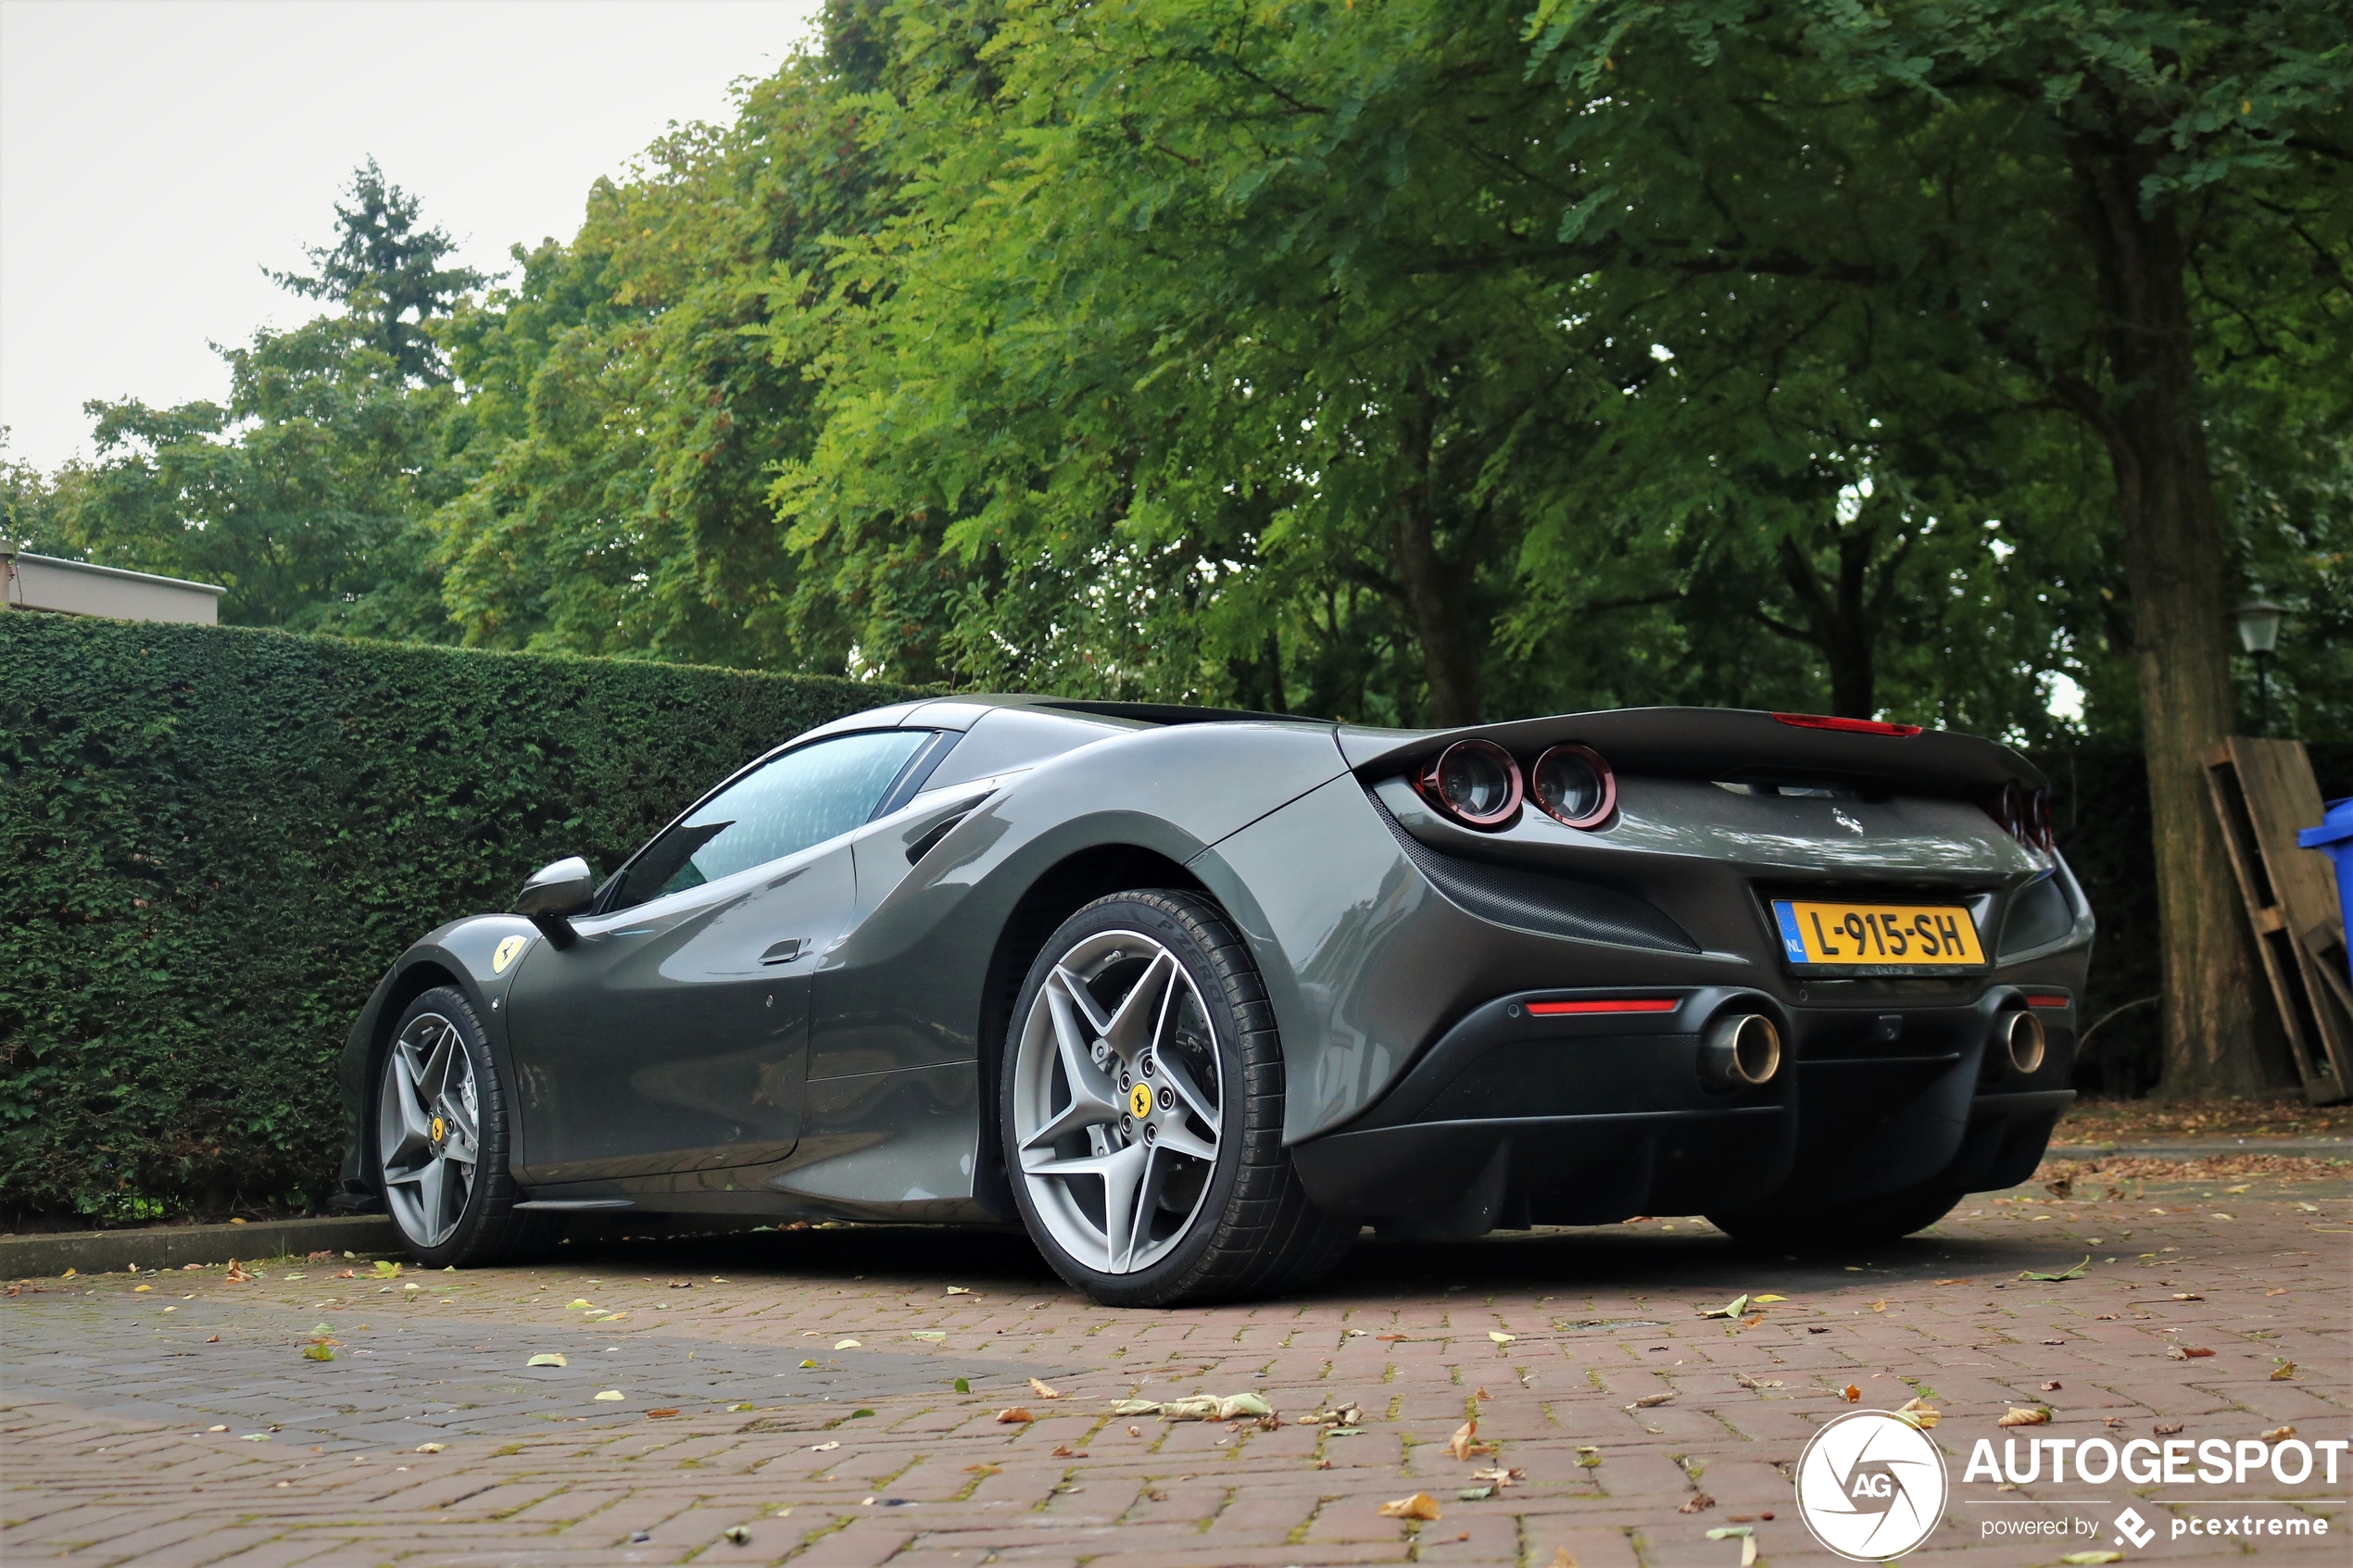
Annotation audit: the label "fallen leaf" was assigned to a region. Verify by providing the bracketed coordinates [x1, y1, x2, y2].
[1843, 1384, 1861, 1403]
[594, 1391, 625, 1401]
[1896, 1397, 1941, 1429]
[647, 1409, 680, 1419]
[1697, 1294, 1750, 1319]
[2040, 1380, 2062, 1392]
[566, 1299, 593, 1310]
[799, 1359, 817, 1369]
[1489, 1331, 1516, 1344]
[2045, 1177, 2074, 1199]
[1550, 1551, 1579, 1568]
[952, 1377, 969, 1393]
[1624, 1392, 1674, 1411]
[2155, 1422, 2184, 1436]
[2271, 1362, 2296, 1380]
[1678, 1493, 1716, 1512]
[945, 1286, 972, 1295]
[133, 1284, 153, 1293]
[834, 1338, 862, 1349]
[207, 1424, 228, 1433]
[1932, 1277, 1974, 1286]
[1752, 1294, 1787, 1303]
[2169, 1292, 2205, 1302]
[1377, 1333, 1407, 1341]
[1474, 1386, 1489, 1400]
[2266, 1287, 2289, 1297]
[1378, 1492, 1441, 1521]
[724, 1524, 751, 1544]
[2058, 1553, 2123, 1565]
[1705, 1526, 1755, 1539]
[1051, 1445, 1088, 1458]
[1448, 1420, 1478, 1461]
[812, 1440, 840, 1451]
[526, 1353, 568, 1368]
[2019, 1257, 2090, 1282]
[372, 1260, 400, 1278]
[1734, 1372, 1784, 1391]
[1998, 1407, 2051, 1427]
[912, 1330, 946, 1341]
[1471, 1465, 1525, 1487]
[1458, 1485, 1494, 1501]
[205, 1335, 219, 1343]
[414, 1442, 445, 1453]
[1029, 1377, 1061, 1399]
[996, 1407, 1036, 1424]
[2167, 1347, 2215, 1360]
[730, 1402, 755, 1411]
[963, 1461, 1001, 1474]
[1869, 1300, 1887, 1312]
[2261, 1425, 2296, 1442]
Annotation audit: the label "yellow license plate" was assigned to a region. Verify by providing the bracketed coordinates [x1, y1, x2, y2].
[1771, 899, 1985, 967]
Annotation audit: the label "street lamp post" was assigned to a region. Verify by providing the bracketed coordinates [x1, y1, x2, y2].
[2235, 598, 2284, 735]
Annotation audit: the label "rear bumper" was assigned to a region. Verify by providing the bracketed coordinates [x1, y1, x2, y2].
[1290, 984, 2074, 1235]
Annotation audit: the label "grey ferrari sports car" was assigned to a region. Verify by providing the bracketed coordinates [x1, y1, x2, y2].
[339, 696, 2090, 1305]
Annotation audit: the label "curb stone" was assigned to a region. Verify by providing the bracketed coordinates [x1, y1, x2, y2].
[2, 1215, 396, 1279]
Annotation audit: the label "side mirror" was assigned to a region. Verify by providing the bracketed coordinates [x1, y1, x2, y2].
[513, 856, 594, 947]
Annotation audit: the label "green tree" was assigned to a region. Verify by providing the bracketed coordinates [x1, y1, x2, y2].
[270, 157, 486, 383]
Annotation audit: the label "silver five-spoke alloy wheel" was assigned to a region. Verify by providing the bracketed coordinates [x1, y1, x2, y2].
[1011, 929, 1225, 1273]
[378, 1010, 481, 1248]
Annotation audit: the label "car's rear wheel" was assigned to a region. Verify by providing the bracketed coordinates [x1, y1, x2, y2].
[376, 986, 558, 1268]
[1002, 891, 1354, 1307]
[1705, 1184, 1963, 1250]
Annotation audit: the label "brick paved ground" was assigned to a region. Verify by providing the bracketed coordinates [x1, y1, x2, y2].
[5, 1162, 2346, 1568]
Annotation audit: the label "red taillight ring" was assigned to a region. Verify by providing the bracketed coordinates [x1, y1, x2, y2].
[1415, 739, 1523, 830]
[1530, 743, 1617, 830]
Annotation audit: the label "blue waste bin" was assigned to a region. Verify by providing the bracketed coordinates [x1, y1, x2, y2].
[2299, 797, 2353, 989]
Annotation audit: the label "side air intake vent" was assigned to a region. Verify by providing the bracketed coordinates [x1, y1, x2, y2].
[1368, 793, 1699, 953]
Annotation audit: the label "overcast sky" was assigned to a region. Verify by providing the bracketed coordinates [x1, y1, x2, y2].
[1, 0, 824, 471]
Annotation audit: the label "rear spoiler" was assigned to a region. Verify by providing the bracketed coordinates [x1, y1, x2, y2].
[1337, 707, 2045, 797]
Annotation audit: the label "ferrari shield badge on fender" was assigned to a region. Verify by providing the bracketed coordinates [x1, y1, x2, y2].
[492, 935, 527, 973]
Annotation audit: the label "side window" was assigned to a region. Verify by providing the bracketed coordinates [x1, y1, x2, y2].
[608, 730, 931, 911]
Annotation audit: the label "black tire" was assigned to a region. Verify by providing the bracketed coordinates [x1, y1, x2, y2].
[1705, 1185, 1963, 1250]
[373, 986, 561, 1268]
[1000, 890, 1353, 1307]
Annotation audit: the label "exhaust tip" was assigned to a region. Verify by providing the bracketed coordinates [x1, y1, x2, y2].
[1703, 1012, 1781, 1088]
[2002, 1009, 2047, 1074]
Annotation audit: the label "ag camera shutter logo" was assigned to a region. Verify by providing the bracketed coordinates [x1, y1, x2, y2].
[1795, 1409, 1949, 1561]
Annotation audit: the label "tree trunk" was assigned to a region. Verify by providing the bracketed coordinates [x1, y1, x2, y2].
[1772, 526, 1879, 719]
[2075, 146, 2271, 1096]
[1392, 495, 1482, 726]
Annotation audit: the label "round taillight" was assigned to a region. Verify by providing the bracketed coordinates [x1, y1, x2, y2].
[1531, 744, 1617, 830]
[1996, 780, 2026, 841]
[1416, 739, 1522, 829]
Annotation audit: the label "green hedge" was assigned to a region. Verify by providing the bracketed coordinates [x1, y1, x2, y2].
[0, 615, 915, 1223]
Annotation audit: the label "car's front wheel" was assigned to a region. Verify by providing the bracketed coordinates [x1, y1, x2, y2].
[1001, 891, 1354, 1307]
[376, 986, 557, 1267]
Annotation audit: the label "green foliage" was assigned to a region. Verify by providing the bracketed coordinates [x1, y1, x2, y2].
[0, 614, 913, 1221]
[268, 157, 487, 383]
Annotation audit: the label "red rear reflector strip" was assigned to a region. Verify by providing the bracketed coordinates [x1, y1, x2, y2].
[1526, 998, 1680, 1015]
[1771, 711, 1922, 737]
[2025, 994, 2070, 1009]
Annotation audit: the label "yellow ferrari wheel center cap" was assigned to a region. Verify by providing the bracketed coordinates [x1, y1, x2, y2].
[431, 1115, 446, 1142]
[1128, 1083, 1153, 1120]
